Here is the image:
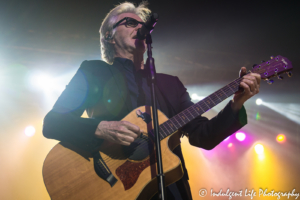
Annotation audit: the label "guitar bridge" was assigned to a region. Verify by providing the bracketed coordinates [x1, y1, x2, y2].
[93, 151, 117, 187]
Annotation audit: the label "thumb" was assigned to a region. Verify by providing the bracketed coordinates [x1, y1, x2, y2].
[239, 67, 247, 77]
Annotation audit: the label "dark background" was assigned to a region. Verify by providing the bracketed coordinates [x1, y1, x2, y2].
[1, 0, 299, 94]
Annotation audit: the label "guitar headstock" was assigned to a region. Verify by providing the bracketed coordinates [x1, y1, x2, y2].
[251, 55, 293, 84]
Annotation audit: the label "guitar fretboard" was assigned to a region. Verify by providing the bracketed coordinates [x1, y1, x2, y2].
[157, 75, 246, 139]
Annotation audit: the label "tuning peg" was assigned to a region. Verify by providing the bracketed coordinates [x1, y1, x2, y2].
[261, 60, 265, 63]
[267, 79, 274, 85]
[286, 71, 293, 77]
[252, 64, 258, 68]
[270, 55, 274, 59]
[277, 75, 283, 80]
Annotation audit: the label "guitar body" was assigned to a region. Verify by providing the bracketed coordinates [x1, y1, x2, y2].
[43, 106, 184, 200]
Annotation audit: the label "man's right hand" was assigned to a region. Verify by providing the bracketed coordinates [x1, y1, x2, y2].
[95, 121, 141, 146]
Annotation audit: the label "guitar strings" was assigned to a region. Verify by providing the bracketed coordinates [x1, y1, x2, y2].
[101, 75, 246, 164]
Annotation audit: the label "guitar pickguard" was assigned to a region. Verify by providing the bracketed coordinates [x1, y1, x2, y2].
[115, 153, 156, 190]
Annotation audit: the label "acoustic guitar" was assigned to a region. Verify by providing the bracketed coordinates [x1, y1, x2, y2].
[43, 55, 292, 200]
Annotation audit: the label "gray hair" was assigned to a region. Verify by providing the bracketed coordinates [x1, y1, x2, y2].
[99, 2, 151, 64]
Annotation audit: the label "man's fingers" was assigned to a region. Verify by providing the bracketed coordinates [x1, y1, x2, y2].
[96, 121, 141, 146]
[240, 82, 252, 94]
[243, 78, 257, 91]
[252, 73, 261, 85]
[233, 68, 261, 106]
[121, 121, 141, 136]
[116, 126, 139, 140]
[110, 131, 136, 146]
[240, 78, 252, 91]
[118, 134, 135, 145]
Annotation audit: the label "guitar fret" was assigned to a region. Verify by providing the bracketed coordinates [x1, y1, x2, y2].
[204, 98, 212, 107]
[215, 92, 222, 101]
[161, 124, 171, 136]
[190, 106, 200, 115]
[182, 111, 191, 121]
[193, 104, 205, 113]
[220, 88, 228, 97]
[177, 113, 189, 124]
[227, 84, 235, 93]
[172, 116, 182, 127]
[164, 120, 175, 132]
[165, 121, 176, 132]
[186, 108, 196, 118]
[231, 81, 239, 92]
[210, 93, 222, 103]
[159, 127, 167, 138]
[169, 118, 181, 129]
[200, 100, 210, 111]
[207, 96, 216, 106]
[174, 115, 185, 125]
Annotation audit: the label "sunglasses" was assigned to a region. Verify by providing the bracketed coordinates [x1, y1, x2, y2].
[113, 17, 145, 29]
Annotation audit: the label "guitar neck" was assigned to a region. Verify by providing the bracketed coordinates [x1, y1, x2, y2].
[158, 75, 246, 139]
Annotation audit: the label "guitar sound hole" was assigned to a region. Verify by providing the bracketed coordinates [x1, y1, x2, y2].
[122, 135, 154, 161]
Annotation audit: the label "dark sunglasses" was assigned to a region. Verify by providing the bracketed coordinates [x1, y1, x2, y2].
[113, 17, 145, 29]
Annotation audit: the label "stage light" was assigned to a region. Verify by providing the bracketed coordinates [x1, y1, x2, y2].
[191, 93, 197, 100]
[256, 98, 263, 105]
[224, 136, 230, 141]
[24, 126, 35, 137]
[276, 134, 286, 143]
[235, 132, 246, 141]
[262, 102, 300, 125]
[254, 144, 264, 155]
[31, 74, 55, 92]
[191, 93, 205, 101]
[29, 72, 65, 95]
[228, 143, 233, 148]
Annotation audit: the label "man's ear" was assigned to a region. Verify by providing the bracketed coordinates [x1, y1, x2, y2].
[105, 31, 115, 44]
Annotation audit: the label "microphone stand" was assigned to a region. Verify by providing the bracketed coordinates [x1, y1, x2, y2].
[145, 33, 166, 200]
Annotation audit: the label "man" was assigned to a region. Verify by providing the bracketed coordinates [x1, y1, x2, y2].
[43, 2, 261, 200]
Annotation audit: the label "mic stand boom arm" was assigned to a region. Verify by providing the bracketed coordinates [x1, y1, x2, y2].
[145, 33, 166, 200]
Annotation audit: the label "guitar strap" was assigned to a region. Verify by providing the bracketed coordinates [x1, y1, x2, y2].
[92, 151, 118, 187]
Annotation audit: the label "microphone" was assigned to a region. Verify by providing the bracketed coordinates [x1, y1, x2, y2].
[136, 13, 159, 40]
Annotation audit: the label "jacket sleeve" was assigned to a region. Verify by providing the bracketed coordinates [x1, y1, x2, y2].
[43, 61, 103, 152]
[177, 77, 247, 150]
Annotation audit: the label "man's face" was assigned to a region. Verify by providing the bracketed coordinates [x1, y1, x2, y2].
[112, 13, 146, 55]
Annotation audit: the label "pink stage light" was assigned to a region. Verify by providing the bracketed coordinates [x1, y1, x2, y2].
[235, 132, 246, 141]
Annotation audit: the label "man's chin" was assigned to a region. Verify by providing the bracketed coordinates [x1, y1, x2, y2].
[134, 42, 146, 51]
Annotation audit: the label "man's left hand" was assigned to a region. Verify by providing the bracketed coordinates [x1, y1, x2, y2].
[231, 67, 261, 112]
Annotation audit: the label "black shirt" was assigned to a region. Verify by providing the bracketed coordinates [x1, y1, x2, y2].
[114, 57, 155, 109]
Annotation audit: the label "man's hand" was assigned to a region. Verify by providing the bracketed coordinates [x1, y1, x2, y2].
[95, 121, 141, 146]
[231, 67, 261, 112]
